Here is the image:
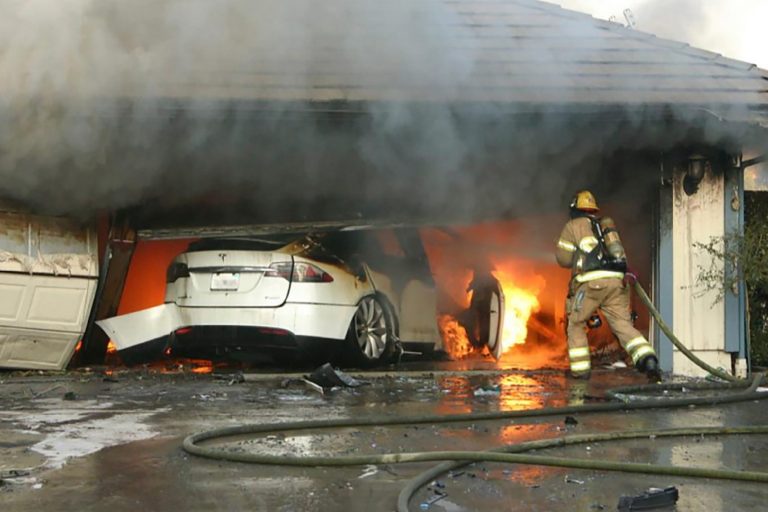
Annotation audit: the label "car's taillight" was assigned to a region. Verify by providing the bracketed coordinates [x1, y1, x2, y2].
[265, 262, 333, 283]
[166, 262, 190, 283]
[295, 262, 334, 283]
[264, 262, 293, 280]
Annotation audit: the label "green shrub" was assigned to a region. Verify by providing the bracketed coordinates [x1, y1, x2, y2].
[694, 191, 768, 366]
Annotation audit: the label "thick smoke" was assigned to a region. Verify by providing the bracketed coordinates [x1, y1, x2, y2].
[0, 0, 764, 228]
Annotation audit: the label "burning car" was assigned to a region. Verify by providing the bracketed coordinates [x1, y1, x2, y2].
[97, 229, 505, 366]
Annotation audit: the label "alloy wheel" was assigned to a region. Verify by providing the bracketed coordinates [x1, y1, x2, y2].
[354, 297, 389, 360]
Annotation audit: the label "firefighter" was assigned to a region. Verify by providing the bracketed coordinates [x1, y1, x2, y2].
[556, 190, 660, 381]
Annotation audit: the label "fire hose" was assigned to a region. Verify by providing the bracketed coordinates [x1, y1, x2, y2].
[182, 284, 767, 511]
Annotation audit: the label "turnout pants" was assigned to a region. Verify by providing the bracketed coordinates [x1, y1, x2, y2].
[566, 277, 655, 376]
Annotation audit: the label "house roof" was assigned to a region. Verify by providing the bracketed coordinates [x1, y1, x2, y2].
[85, 0, 766, 122]
[4, 0, 767, 126]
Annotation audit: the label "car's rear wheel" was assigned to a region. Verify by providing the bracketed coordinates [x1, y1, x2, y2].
[347, 296, 394, 366]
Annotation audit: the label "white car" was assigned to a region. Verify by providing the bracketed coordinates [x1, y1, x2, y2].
[98, 229, 504, 366]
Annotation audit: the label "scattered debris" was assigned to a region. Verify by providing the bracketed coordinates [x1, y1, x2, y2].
[618, 486, 679, 510]
[565, 476, 585, 485]
[473, 385, 501, 396]
[590, 503, 605, 510]
[303, 363, 369, 394]
[420, 490, 448, 509]
[31, 384, 64, 398]
[63, 391, 77, 401]
[564, 416, 579, 426]
[0, 469, 31, 479]
[214, 371, 245, 386]
[358, 465, 379, 479]
[102, 376, 119, 383]
[610, 361, 628, 369]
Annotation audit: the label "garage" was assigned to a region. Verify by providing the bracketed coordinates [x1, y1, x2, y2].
[1, 0, 765, 376]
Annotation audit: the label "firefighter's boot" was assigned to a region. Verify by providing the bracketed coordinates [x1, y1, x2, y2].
[639, 355, 662, 383]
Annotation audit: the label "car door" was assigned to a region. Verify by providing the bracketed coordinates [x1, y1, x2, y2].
[486, 280, 506, 360]
[462, 268, 506, 360]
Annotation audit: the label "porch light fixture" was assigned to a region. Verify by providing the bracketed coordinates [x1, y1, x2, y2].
[684, 154, 709, 195]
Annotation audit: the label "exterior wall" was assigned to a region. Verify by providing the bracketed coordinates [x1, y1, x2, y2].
[668, 160, 740, 377]
[654, 162, 675, 372]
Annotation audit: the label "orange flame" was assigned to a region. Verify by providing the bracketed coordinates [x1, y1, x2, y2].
[438, 315, 492, 360]
[106, 340, 117, 354]
[492, 265, 542, 356]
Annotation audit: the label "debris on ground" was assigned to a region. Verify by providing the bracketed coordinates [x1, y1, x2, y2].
[473, 384, 501, 396]
[0, 469, 31, 481]
[564, 476, 585, 485]
[618, 486, 679, 510]
[31, 384, 64, 398]
[62, 391, 77, 401]
[214, 371, 245, 386]
[358, 465, 379, 479]
[420, 489, 448, 509]
[303, 363, 369, 394]
[564, 415, 579, 426]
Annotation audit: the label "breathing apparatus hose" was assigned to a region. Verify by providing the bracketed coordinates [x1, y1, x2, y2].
[182, 284, 766, 511]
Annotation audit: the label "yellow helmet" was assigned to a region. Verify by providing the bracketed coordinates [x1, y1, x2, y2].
[570, 190, 599, 212]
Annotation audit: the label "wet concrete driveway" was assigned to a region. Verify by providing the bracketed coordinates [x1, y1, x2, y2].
[1, 362, 767, 511]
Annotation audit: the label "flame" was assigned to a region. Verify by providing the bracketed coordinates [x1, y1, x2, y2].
[492, 267, 541, 355]
[438, 315, 486, 360]
[191, 363, 213, 374]
[106, 340, 117, 354]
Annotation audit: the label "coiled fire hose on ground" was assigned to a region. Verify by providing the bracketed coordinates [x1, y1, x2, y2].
[182, 284, 767, 511]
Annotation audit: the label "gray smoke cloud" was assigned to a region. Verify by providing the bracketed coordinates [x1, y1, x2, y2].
[0, 0, 764, 228]
[634, 0, 710, 45]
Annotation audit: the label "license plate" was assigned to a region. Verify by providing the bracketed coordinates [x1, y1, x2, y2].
[211, 273, 240, 291]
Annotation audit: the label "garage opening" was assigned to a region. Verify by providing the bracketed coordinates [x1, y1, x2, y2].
[92, 174, 654, 373]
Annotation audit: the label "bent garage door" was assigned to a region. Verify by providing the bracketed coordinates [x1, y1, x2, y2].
[0, 210, 97, 370]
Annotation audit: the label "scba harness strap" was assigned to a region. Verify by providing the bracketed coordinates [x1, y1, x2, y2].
[574, 216, 627, 277]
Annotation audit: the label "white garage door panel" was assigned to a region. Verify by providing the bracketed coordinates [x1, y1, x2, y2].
[0, 210, 98, 370]
[0, 274, 95, 331]
[28, 285, 89, 327]
[0, 330, 80, 370]
[0, 274, 97, 370]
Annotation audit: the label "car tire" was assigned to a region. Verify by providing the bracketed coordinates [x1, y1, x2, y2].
[346, 296, 395, 367]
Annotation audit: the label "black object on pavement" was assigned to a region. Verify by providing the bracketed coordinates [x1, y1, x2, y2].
[618, 486, 679, 510]
[304, 363, 369, 393]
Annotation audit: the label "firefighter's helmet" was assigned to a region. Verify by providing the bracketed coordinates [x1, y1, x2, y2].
[570, 190, 599, 212]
